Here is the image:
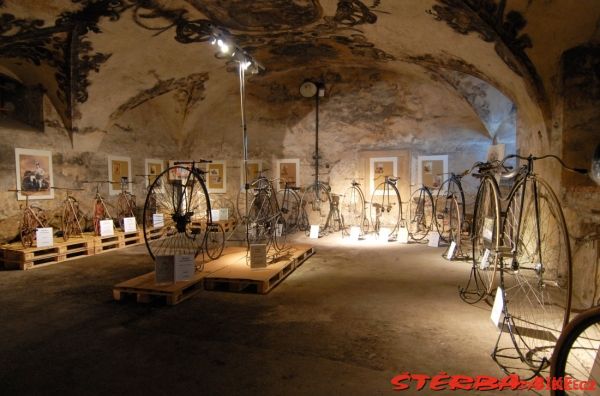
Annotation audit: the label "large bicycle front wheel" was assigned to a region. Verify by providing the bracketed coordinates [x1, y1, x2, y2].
[142, 166, 211, 261]
[502, 176, 572, 368]
[369, 182, 401, 238]
[340, 185, 365, 235]
[550, 306, 600, 396]
[471, 176, 500, 295]
[301, 183, 332, 233]
[435, 178, 465, 243]
[408, 187, 434, 241]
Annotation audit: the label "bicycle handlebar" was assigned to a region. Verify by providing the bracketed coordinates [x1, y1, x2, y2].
[501, 154, 588, 175]
[82, 180, 112, 184]
[174, 160, 212, 165]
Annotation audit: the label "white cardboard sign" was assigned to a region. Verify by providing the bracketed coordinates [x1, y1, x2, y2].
[100, 219, 114, 237]
[250, 244, 267, 268]
[428, 232, 440, 247]
[219, 208, 228, 221]
[379, 227, 390, 241]
[480, 248, 491, 269]
[276, 223, 283, 237]
[446, 241, 457, 260]
[211, 209, 220, 222]
[309, 225, 320, 239]
[398, 227, 409, 244]
[174, 255, 195, 281]
[349, 226, 361, 242]
[123, 217, 137, 233]
[36, 227, 53, 248]
[491, 287, 505, 329]
[153, 213, 164, 228]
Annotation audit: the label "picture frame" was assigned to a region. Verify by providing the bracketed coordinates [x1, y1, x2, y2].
[417, 155, 448, 192]
[240, 160, 262, 190]
[370, 157, 397, 195]
[144, 158, 164, 188]
[14, 148, 54, 200]
[206, 160, 226, 193]
[108, 155, 132, 196]
[487, 144, 505, 163]
[168, 159, 193, 181]
[275, 158, 300, 190]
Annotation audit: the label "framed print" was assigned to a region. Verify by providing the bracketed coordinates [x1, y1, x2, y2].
[168, 159, 193, 181]
[108, 155, 132, 195]
[145, 158, 164, 187]
[417, 155, 448, 191]
[14, 148, 54, 200]
[487, 144, 505, 162]
[206, 161, 226, 193]
[241, 160, 262, 190]
[275, 158, 300, 190]
[370, 157, 397, 195]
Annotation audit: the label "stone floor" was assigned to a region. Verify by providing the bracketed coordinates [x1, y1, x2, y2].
[0, 233, 546, 395]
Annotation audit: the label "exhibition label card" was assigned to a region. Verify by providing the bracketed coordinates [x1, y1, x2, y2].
[309, 225, 320, 239]
[379, 227, 390, 241]
[36, 227, 53, 248]
[250, 244, 267, 268]
[491, 287, 505, 329]
[349, 226, 361, 242]
[153, 213, 164, 228]
[398, 227, 409, 244]
[123, 217, 137, 233]
[446, 241, 457, 260]
[174, 255, 195, 281]
[428, 232, 440, 247]
[100, 219, 114, 237]
[211, 209, 220, 222]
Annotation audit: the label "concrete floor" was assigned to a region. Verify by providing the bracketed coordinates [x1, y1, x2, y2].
[0, 234, 545, 395]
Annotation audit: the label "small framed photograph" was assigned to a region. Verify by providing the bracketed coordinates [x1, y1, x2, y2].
[370, 157, 397, 195]
[241, 160, 262, 190]
[14, 148, 54, 200]
[275, 159, 300, 190]
[108, 155, 132, 195]
[145, 158, 164, 187]
[206, 161, 226, 193]
[417, 155, 448, 191]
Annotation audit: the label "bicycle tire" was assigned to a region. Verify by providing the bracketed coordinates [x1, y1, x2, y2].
[502, 175, 572, 368]
[471, 175, 500, 295]
[340, 185, 366, 235]
[408, 187, 434, 241]
[205, 222, 225, 260]
[550, 306, 600, 396]
[369, 181, 401, 238]
[276, 188, 300, 234]
[435, 177, 465, 243]
[272, 214, 287, 251]
[142, 166, 211, 261]
[20, 209, 36, 247]
[301, 182, 332, 233]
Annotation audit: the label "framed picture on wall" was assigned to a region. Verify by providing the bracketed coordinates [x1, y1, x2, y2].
[168, 159, 193, 181]
[144, 158, 164, 188]
[487, 144, 505, 162]
[108, 155, 132, 195]
[370, 157, 397, 195]
[240, 160, 262, 190]
[14, 148, 54, 200]
[417, 155, 448, 191]
[206, 160, 226, 193]
[275, 158, 300, 190]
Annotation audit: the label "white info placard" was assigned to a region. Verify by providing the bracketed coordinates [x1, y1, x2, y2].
[100, 219, 114, 237]
[446, 241, 457, 260]
[398, 227, 409, 244]
[379, 227, 390, 241]
[309, 225, 320, 239]
[36, 227, 53, 248]
[491, 287, 505, 329]
[349, 226, 361, 242]
[428, 232, 440, 247]
[219, 208, 228, 221]
[123, 217, 137, 233]
[153, 213, 164, 228]
[250, 244, 267, 268]
[276, 223, 283, 237]
[174, 255, 195, 281]
[211, 209, 220, 222]
[480, 248, 491, 269]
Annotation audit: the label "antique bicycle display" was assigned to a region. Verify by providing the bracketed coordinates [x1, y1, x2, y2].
[9, 189, 49, 247]
[300, 180, 332, 236]
[142, 161, 225, 262]
[53, 187, 84, 241]
[244, 175, 287, 252]
[491, 154, 586, 375]
[434, 170, 467, 244]
[82, 180, 114, 236]
[340, 179, 369, 237]
[275, 180, 303, 235]
[407, 185, 435, 242]
[369, 175, 402, 240]
[115, 177, 137, 231]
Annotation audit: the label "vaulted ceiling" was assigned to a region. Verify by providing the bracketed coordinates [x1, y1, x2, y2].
[0, 0, 598, 146]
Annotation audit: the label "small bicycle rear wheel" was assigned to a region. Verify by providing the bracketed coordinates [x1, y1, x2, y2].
[435, 178, 465, 243]
[142, 166, 210, 261]
[276, 188, 300, 234]
[369, 181, 401, 238]
[205, 222, 225, 260]
[341, 185, 365, 235]
[408, 187, 434, 241]
[301, 182, 331, 233]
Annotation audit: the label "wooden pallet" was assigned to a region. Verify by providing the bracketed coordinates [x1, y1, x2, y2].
[122, 230, 143, 246]
[204, 244, 314, 294]
[113, 259, 230, 305]
[92, 232, 124, 254]
[0, 236, 95, 270]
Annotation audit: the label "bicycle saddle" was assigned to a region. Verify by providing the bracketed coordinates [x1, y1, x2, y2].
[387, 176, 399, 183]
